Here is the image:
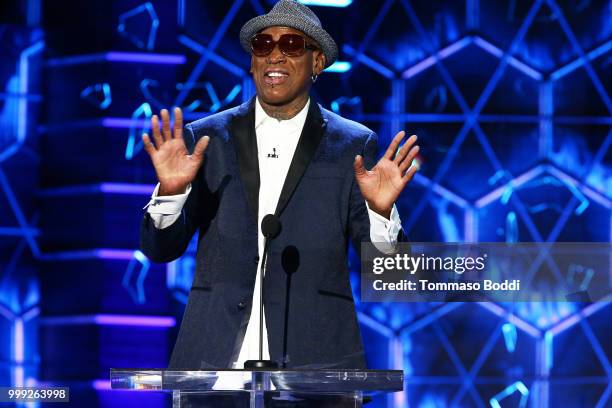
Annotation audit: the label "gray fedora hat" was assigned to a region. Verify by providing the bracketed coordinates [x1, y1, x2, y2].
[239, 0, 338, 68]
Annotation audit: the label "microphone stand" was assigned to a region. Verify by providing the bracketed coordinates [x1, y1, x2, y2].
[244, 216, 279, 369]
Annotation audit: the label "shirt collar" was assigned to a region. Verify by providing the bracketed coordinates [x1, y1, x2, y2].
[255, 97, 310, 131]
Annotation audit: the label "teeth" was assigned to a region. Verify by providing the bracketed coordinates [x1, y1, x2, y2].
[267, 72, 286, 77]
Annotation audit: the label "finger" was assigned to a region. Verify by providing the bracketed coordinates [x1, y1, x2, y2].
[151, 115, 163, 146]
[399, 145, 420, 173]
[393, 134, 417, 164]
[192, 136, 210, 162]
[353, 155, 367, 178]
[173, 107, 183, 140]
[142, 133, 156, 155]
[383, 130, 406, 160]
[383, 131, 406, 160]
[161, 109, 171, 140]
[402, 163, 419, 184]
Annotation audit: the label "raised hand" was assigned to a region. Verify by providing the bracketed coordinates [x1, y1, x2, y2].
[354, 131, 419, 219]
[142, 107, 210, 196]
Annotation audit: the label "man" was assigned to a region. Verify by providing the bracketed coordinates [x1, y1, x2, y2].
[140, 0, 419, 370]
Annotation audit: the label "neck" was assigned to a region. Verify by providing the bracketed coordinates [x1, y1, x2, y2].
[258, 94, 309, 120]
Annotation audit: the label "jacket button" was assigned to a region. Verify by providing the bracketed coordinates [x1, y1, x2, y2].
[237, 301, 246, 310]
[253, 256, 260, 264]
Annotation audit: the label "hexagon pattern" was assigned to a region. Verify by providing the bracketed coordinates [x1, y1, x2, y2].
[1, 1, 610, 407]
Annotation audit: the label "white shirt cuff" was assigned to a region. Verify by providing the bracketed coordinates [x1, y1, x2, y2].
[366, 201, 402, 254]
[144, 183, 191, 229]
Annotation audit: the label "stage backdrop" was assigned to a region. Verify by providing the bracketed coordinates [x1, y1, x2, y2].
[0, 0, 610, 407]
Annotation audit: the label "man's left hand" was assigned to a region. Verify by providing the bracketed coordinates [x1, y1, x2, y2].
[354, 131, 420, 219]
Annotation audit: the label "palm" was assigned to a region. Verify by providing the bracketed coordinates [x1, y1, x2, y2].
[142, 107, 210, 196]
[354, 131, 419, 217]
[359, 159, 406, 205]
[150, 138, 200, 191]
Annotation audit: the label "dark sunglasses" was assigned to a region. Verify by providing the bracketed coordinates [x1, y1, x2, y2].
[250, 33, 318, 57]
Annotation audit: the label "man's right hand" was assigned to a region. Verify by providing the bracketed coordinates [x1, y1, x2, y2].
[142, 107, 210, 196]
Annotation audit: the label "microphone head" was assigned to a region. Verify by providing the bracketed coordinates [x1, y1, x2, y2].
[261, 214, 281, 239]
[281, 245, 300, 275]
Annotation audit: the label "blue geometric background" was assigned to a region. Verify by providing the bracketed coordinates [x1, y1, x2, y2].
[0, 0, 610, 407]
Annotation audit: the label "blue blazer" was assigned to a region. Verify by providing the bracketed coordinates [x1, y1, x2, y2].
[140, 97, 397, 369]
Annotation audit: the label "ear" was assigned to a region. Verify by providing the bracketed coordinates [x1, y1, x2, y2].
[313, 51, 326, 75]
[249, 55, 254, 74]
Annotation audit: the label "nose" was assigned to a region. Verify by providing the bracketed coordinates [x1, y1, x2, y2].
[266, 43, 286, 64]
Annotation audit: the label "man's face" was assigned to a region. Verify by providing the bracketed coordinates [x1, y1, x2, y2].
[250, 26, 324, 106]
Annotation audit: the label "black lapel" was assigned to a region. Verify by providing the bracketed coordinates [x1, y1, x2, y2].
[274, 101, 326, 217]
[230, 98, 259, 223]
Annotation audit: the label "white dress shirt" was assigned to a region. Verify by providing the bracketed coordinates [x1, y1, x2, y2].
[145, 97, 402, 368]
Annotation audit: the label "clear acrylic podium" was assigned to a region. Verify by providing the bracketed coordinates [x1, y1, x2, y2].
[110, 368, 403, 407]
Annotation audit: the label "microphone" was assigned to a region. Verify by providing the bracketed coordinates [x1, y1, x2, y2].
[281, 245, 299, 367]
[261, 214, 281, 239]
[244, 214, 281, 369]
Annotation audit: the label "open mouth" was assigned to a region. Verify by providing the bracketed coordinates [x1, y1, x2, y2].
[264, 70, 289, 86]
